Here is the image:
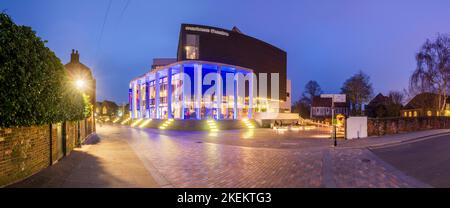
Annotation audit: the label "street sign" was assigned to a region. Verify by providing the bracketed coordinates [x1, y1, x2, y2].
[320, 94, 346, 147]
[321, 94, 346, 103]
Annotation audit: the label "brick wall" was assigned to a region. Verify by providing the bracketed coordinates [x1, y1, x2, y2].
[0, 119, 94, 187]
[368, 117, 450, 136]
[0, 125, 50, 186]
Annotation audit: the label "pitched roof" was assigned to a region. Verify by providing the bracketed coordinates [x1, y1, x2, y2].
[368, 93, 389, 106]
[404, 92, 450, 109]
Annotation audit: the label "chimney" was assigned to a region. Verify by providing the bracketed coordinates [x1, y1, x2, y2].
[70, 49, 80, 63]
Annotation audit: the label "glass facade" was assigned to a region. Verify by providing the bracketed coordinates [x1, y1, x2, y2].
[185, 34, 199, 59]
[129, 61, 256, 120]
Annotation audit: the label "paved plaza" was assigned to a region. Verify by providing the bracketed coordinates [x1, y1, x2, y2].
[11, 124, 447, 188]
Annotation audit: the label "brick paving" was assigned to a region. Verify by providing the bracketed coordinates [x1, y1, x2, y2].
[107, 125, 430, 188]
[10, 124, 439, 188]
[10, 133, 158, 188]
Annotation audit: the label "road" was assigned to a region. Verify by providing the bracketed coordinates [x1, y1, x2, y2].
[371, 134, 450, 187]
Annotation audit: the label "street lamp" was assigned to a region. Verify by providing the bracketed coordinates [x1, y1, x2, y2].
[75, 79, 85, 90]
[75, 79, 85, 148]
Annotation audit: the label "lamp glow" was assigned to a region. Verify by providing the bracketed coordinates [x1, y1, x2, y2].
[75, 79, 85, 90]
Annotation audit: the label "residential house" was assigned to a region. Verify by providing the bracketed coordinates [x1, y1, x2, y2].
[310, 95, 349, 120]
[401, 92, 450, 117]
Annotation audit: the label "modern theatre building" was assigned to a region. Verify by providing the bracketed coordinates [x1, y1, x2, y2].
[129, 24, 292, 121]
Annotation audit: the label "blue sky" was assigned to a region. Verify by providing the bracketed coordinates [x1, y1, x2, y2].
[2, 0, 450, 103]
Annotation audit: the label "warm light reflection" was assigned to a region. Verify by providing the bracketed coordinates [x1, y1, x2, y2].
[207, 119, 219, 131]
[159, 119, 174, 130]
[139, 119, 152, 128]
[242, 119, 254, 129]
[121, 117, 131, 125]
[242, 129, 254, 139]
[131, 118, 143, 127]
[311, 134, 331, 138]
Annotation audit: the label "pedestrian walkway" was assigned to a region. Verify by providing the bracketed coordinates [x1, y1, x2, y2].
[10, 134, 159, 188]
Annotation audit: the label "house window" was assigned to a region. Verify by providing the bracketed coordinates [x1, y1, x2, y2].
[185, 34, 199, 59]
[413, 111, 418, 117]
[408, 111, 412, 117]
[403, 112, 407, 117]
[427, 110, 432, 116]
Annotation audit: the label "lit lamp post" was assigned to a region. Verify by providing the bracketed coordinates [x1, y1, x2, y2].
[75, 79, 85, 148]
[320, 94, 346, 147]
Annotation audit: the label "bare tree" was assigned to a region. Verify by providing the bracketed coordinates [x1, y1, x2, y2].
[301, 80, 322, 105]
[410, 34, 450, 112]
[388, 91, 404, 105]
[341, 71, 373, 115]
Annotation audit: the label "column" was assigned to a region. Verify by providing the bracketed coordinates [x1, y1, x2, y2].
[194, 64, 202, 120]
[248, 72, 253, 119]
[167, 68, 173, 119]
[155, 72, 160, 119]
[137, 82, 141, 118]
[145, 78, 150, 118]
[129, 86, 133, 119]
[216, 66, 222, 120]
[181, 65, 185, 119]
[233, 74, 238, 120]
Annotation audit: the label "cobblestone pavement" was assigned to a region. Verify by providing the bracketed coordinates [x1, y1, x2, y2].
[11, 124, 434, 188]
[98, 125, 429, 188]
[10, 133, 158, 188]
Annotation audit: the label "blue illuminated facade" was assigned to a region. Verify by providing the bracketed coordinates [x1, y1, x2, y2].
[129, 24, 289, 120]
[130, 61, 255, 120]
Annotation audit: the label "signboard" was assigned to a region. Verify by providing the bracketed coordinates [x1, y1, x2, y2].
[185, 26, 230, 37]
[321, 94, 346, 103]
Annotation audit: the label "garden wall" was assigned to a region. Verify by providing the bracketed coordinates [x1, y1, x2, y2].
[368, 117, 450, 136]
[0, 119, 94, 187]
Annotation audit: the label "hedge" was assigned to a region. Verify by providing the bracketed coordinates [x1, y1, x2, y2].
[0, 13, 89, 127]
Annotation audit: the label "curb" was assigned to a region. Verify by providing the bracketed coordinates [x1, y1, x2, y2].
[368, 131, 450, 149]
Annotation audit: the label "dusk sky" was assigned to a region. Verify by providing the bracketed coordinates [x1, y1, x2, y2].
[2, 0, 450, 104]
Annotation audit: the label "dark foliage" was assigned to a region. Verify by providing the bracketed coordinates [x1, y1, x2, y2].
[0, 13, 88, 127]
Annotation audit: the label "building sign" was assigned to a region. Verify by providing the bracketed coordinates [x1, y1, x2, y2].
[321, 94, 346, 103]
[185, 26, 229, 37]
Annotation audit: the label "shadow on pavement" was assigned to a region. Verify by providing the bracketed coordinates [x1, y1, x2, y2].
[8, 136, 131, 188]
[84, 134, 101, 145]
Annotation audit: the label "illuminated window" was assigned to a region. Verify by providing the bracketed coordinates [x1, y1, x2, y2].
[185, 34, 199, 59]
[427, 110, 432, 116]
[408, 111, 412, 117]
[413, 111, 417, 117]
[102, 106, 107, 114]
[445, 110, 450, 116]
[403, 112, 407, 117]
[437, 111, 441, 116]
